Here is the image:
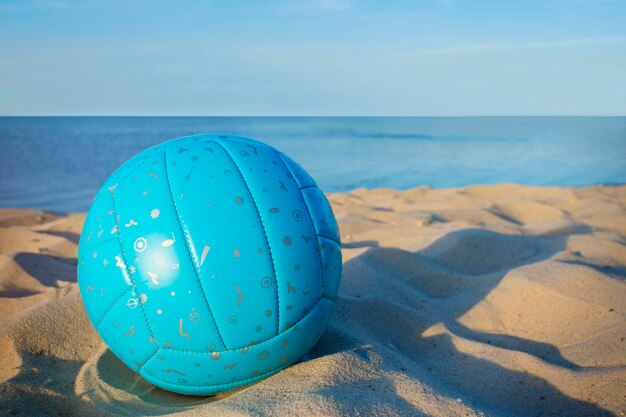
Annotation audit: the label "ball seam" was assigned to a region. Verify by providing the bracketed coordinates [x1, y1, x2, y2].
[139, 296, 335, 388]
[150, 295, 334, 355]
[79, 236, 120, 257]
[138, 295, 333, 388]
[221, 135, 334, 329]
[83, 138, 208, 366]
[274, 152, 327, 306]
[163, 149, 228, 349]
[95, 286, 134, 329]
[141, 364, 284, 391]
[212, 138, 282, 334]
[110, 181, 159, 347]
[79, 147, 164, 256]
[315, 235, 341, 302]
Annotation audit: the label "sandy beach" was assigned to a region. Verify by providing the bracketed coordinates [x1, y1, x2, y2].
[0, 183, 624, 417]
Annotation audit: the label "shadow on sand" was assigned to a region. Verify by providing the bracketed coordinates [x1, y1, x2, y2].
[308, 228, 615, 416]
[0, 229, 616, 416]
[0, 252, 77, 298]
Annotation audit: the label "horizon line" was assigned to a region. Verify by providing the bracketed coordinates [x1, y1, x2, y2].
[1, 114, 625, 118]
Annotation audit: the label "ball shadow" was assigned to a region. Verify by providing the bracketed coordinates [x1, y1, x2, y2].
[307, 228, 617, 416]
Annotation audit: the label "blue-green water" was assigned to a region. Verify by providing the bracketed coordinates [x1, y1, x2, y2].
[1, 117, 624, 212]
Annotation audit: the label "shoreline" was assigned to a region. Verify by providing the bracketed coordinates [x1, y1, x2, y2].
[3, 182, 626, 217]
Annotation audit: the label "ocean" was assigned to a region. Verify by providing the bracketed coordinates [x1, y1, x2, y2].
[1, 116, 625, 212]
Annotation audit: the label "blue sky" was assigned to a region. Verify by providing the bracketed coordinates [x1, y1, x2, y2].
[0, 0, 625, 115]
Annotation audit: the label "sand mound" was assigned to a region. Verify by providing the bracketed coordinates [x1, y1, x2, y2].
[1, 184, 625, 416]
[0, 209, 62, 228]
[419, 228, 546, 275]
[491, 199, 567, 224]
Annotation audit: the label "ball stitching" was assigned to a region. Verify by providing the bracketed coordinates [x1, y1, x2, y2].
[223, 135, 334, 330]
[212, 138, 282, 334]
[138, 296, 335, 388]
[163, 148, 227, 349]
[110, 176, 159, 348]
[95, 286, 134, 329]
[84, 138, 210, 367]
[275, 152, 328, 303]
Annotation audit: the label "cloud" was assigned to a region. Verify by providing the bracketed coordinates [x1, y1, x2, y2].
[410, 37, 626, 56]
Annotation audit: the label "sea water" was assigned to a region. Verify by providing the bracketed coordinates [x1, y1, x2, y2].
[1, 116, 624, 212]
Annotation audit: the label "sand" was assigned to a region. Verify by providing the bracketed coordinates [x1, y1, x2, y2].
[0, 184, 625, 417]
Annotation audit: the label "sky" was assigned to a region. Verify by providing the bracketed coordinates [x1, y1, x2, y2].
[0, 0, 625, 116]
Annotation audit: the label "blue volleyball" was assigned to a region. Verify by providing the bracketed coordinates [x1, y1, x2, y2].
[77, 134, 342, 395]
